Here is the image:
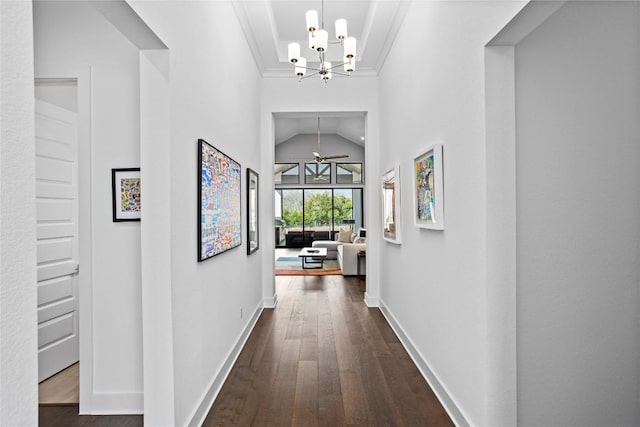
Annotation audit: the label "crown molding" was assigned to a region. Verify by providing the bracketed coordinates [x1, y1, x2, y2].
[231, 0, 266, 74]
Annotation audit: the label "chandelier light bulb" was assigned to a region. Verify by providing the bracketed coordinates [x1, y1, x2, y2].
[295, 57, 307, 77]
[315, 29, 328, 52]
[335, 19, 348, 40]
[288, 43, 300, 63]
[344, 36, 356, 58]
[305, 10, 318, 32]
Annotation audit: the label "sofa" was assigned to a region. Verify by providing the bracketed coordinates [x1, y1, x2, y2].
[337, 242, 366, 276]
[312, 229, 366, 275]
[312, 230, 356, 260]
[310, 239, 341, 260]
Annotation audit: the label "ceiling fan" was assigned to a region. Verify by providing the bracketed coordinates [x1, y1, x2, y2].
[294, 117, 349, 164]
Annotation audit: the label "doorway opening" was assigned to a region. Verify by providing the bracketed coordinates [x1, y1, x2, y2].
[272, 112, 367, 279]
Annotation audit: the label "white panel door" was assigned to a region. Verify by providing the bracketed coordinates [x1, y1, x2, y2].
[35, 99, 79, 382]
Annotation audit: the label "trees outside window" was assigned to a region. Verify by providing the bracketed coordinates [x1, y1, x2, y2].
[276, 188, 363, 247]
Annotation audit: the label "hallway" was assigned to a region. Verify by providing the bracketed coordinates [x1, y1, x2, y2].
[204, 275, 453, 426]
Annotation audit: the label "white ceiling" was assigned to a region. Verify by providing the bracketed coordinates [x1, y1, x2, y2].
[233, 1, 408, 145]
[232, 0, 410, 77]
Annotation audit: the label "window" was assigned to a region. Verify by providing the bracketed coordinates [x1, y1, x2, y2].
[305, 162, 330, 184]
[275, 188, 363, 247]
[274, 163, 299, 185]
[333, 188, 363, 232]
[304, 189, 332, 232]
[336, 162, 363, 184]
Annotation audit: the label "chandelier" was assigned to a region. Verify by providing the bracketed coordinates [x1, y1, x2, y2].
[287, 0, 357, 82]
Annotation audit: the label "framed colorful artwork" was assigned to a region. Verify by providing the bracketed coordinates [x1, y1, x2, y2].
[413, 144, 444, 230]
[247, 168, 259, 255]
[112, 168, 141, 222]
[382, 165, 401, 244]
[198, 139, 242, 261]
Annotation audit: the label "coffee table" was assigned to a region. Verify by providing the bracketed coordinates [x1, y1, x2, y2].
[298, 247, 328, 269]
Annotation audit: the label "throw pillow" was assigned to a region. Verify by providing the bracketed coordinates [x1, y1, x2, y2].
[337, 229, 352, 243]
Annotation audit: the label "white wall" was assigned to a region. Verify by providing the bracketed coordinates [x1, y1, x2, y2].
[33, 1, 144, 412]
[0, 1, 38, 425]
[377, 2, 525, 425]
[139, 48, 174, 425]
[515, 2, 640, 425]
[128, 2, 263, 425]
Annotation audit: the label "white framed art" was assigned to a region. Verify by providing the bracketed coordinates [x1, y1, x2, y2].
[413, 144, 444, 230]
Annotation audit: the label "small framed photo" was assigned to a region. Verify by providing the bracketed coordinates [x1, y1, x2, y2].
[112, 168, 141, 222]
[413, 144, 444, 230]
[247, 168, 259, 255]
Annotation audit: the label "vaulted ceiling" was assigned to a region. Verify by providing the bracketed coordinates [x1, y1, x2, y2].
[274, 112, 366, 146]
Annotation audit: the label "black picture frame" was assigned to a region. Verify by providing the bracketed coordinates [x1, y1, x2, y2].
[198, 139, 242, 261]
[112, 168, 141, 222]
[247, 168, 259, 255]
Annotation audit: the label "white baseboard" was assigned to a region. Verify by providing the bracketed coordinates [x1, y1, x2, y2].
[186, 302, 264, 427]
[263, 293, 278, 308]
[379, 299, 471, 427]
[80, 392, 144, 415]
[364, 292, 379, 307]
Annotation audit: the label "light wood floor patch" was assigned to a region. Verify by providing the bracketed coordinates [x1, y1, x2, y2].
[39, 362, 79, 406]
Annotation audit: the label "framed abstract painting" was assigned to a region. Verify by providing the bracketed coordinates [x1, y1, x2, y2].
[413, 144, 444, 230]
[112, 168, 141, 222]
[382, 165, 401, 244]
[198, 139, 242, 261]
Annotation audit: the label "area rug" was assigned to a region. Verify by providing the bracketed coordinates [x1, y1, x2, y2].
[275, 256, 342, 276]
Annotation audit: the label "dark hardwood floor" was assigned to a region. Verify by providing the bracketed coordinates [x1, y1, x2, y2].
[39, 274, 452, 426]
[39, 405, 142, 427]
[203, 274, 454, 426]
